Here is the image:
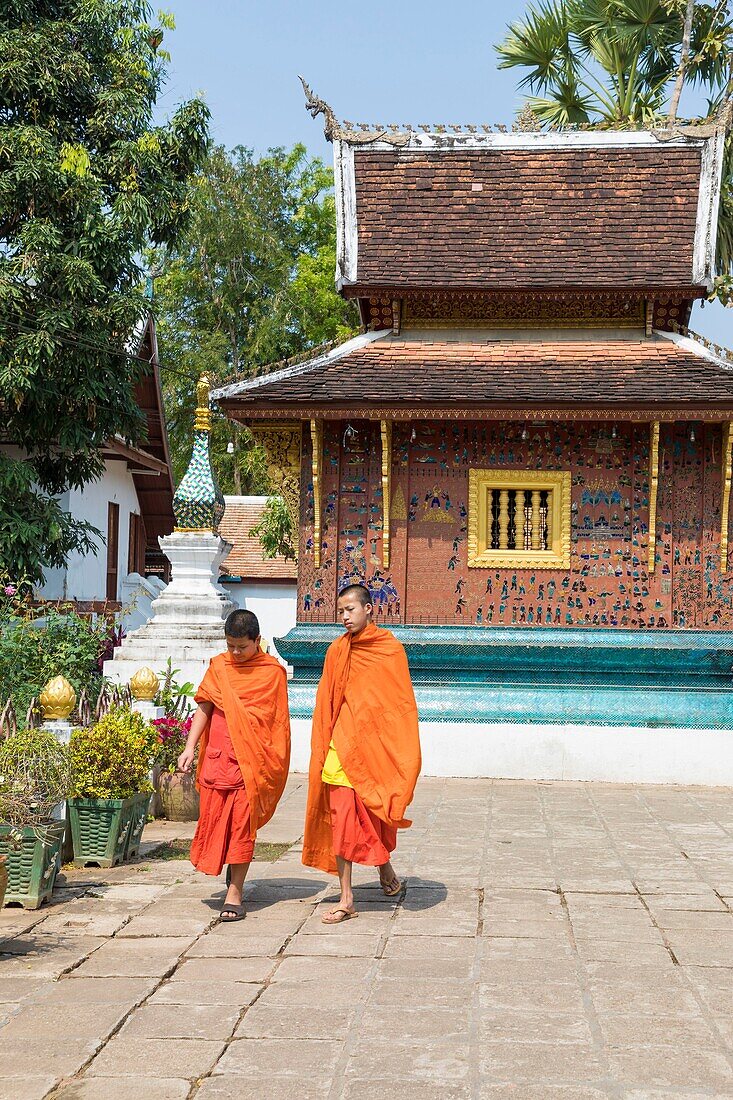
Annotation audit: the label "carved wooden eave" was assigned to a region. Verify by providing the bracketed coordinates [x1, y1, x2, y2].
[310, 419, 323, 568]
[722, 422, 733, 572]
[648, 421, 660, 575]
[225, 406, 733, 424]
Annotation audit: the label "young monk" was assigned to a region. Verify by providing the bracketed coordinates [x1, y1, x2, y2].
[303, 584, 421, 924]
[177, 609, 290, 922]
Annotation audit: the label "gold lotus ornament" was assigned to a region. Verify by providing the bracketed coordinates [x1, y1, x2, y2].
[40, 676, 76, 721]
[129, 666, 159, 702]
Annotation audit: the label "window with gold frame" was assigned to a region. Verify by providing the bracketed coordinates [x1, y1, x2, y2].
[467, 469, 571, 569]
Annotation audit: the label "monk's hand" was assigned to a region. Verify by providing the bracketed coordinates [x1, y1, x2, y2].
[177, 747, 194, 774]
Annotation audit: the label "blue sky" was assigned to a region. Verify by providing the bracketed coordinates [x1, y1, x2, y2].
[159, 0, 731, 346]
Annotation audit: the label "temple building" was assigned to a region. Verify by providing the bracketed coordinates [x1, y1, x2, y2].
[214, 96, 733, 783]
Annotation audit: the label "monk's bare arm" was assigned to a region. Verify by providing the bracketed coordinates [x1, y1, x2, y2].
[177, 701, 213, 773]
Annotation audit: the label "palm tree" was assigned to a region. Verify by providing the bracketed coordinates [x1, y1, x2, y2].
[497, 1, 733, 274]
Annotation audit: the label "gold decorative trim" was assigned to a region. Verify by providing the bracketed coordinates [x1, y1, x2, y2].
[648, 421, 660, 574]
[173, 527, 217, 534]
[722, 422, 733, 572]
[380, 420, 392, 568]
[310, 419, 323, 568]
[391, 299, 401, 335]
[467, 469, 571, 570]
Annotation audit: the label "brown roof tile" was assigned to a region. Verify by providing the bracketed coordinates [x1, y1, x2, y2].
[218, 498, 296, 581]
[351, 146, 703, 290]
[217, 335, 733, 410]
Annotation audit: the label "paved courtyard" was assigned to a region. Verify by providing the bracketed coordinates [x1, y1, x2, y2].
[2, 776, 733, 1098]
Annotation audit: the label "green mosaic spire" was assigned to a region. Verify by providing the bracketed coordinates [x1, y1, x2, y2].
[173, 374, 225, 532]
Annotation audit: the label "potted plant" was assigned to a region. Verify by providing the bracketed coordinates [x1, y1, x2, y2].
[0, 727, 70, 908]
[68, 707, 157, 867]
[152, 715, 199, 821]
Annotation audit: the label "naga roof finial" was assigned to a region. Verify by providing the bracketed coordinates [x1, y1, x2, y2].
[299, 76, 339, 142]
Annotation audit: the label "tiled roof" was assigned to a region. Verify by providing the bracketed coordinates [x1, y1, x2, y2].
[218, 498, 296, 581]
[215, 332, 733, 410]
[350, 144, 704, 290]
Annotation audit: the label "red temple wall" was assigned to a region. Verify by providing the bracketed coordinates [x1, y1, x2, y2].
[297, 420, 733, 629]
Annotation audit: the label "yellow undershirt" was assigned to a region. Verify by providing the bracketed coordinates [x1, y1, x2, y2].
[321, 741, 353, 788]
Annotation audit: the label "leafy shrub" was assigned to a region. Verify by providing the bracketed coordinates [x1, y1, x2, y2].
[69, 707, 158, 800]
[153, 715, 193, 773]
[0, 728, 71, 828]
[0, 607, 110, 716]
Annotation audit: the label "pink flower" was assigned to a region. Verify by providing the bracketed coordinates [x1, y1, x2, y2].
[4, 585, 16, 597]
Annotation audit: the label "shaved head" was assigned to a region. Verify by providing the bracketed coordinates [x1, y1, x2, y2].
[337, 583, 372, 607]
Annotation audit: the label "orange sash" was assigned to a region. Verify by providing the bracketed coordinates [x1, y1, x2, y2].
[195, 651, 290, 838]
[303, 623, 421, 873]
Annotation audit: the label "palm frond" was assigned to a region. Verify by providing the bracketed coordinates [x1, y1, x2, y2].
[496, 0, 577, 92]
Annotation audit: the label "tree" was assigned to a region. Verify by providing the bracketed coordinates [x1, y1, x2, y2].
[151, 143, 358, 493]
[497, 1, 733, 278]
[0, 1, 210, 585]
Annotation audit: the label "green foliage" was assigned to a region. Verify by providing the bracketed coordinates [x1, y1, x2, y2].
[0, 0, 210, 582]
[69, 706, 158, 799]
[0, 454, 101, 585]
[249, 496, 296, 562]
[497, 1, 733, 273]
[0, 727, 71, 828]
[155, 657, 194, 717]
[0, 606, 109, 716]
[150, 143, 359, 491]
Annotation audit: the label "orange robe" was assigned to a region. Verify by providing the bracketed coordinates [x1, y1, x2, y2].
[190, 651, 291, 875]
[303, 622, 421, 874]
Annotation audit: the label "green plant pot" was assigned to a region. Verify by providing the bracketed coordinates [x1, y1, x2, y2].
[158, 771, 200, 822]
[0, 855, 7, 909]
[0, 822, 65, 909]
[68, 795, 149, 868]
[124, 792, 152, 861]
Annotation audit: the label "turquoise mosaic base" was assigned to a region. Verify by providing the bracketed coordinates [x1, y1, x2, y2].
[275, 625, 733, 729]
[173, 430, 225, 530]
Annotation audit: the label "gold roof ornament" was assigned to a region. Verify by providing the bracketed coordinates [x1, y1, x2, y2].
[194, 373, 212, 432]
[129, 666, 159, 702]
[40, 676, 76, 721]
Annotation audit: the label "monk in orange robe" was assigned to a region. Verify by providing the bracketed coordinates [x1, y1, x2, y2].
[178, 609, 290, 921]
[303, 584, 421, 924]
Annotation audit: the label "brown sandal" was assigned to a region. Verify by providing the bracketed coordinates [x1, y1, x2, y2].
[321, 907, 358, 925]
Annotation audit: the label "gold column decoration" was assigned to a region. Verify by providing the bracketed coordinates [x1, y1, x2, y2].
[40, 676, 76, 721]
[515, 489, 526, 551]
[380, 420, 392, 568]
[648, 421, 660, 574]
[498, 489, 510, 549]
[249, 423, 302, 557]
[721, 422, 733, 572]
[310, 419, 323, 568]
[194, 374, 212, 431]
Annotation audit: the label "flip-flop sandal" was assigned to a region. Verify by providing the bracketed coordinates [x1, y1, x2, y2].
[220, 904, 245, 923]
[321, 907, 358, 925]
[380, 878, 403, 897]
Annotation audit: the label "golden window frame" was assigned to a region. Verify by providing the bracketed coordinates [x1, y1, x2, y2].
[467, 469, 572, 569]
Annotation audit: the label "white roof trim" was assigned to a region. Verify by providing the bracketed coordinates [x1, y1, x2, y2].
[212, 329, 391, 399]
[655, 328, 733, 374]
[692, 130, 726, 290]
[334, 139, 357, 290]
[347, 130, 705, 153]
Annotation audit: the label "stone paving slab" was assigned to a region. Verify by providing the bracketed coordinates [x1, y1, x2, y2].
[2, 776, 733, 1097]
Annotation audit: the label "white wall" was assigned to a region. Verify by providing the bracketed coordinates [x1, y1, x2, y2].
[38, 459, 140, 602]
[222, 580, 297, 656]
[288, 717, 733, 786]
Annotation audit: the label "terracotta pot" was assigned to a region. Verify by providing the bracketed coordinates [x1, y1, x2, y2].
[157, 771, 200, 822]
